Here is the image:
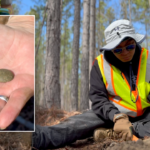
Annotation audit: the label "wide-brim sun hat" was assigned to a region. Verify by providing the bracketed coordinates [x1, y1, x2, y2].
[100, 19, 146, 51]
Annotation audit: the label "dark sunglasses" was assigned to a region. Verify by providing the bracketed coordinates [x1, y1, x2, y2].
[113, 44, 136, 54]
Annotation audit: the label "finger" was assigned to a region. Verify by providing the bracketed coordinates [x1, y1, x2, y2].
[119, 132, 123, 138]
[127, 131, 133, 141]
[6, 16, 34, 34]
[113, 131, 118, 139]
[0, 100, 6, 111]
[122, 132, 128, 141]
[0, 87, 33, 129]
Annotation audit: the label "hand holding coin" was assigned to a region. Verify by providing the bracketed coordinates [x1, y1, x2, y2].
[0, 16, 34, 129]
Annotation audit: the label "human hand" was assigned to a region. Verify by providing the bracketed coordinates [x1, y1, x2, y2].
[113, 113, 133, 141]
[0, 16, 34, 129]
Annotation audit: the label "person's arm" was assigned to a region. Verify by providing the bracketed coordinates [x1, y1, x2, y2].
[89, 59, 120, 121]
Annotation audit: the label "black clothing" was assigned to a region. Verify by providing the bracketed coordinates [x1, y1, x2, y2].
[33, 108, 150, 149]
[89, 44, 141, 121]
[33, 110, 113, 149]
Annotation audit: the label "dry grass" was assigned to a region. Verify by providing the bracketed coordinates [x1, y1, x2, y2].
[35, 105, 81, 126]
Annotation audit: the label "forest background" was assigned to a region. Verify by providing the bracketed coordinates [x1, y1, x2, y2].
[12, 0, 150, 112]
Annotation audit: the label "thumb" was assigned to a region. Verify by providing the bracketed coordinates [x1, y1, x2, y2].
[6, 16, 34, 34]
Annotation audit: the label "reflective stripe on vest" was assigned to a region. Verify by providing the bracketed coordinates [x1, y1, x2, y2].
[146, 50, 150, 83]
[97, 48, 150, 117]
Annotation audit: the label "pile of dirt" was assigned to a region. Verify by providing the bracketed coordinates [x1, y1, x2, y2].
[107, 139, 150, 150]
[52, 137, 149, 150]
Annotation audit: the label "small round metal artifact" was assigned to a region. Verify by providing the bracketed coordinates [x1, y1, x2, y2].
[0, 69, 14, 83]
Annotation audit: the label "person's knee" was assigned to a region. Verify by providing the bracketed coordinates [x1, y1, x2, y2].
[133, 121, 150, 138]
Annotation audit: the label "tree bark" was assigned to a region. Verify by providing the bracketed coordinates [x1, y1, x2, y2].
[129, 0, 131, 22]
[80, 0, 90, 111]
[44, 0, 61, 108]
[70, 0, 80, 111]
[89, 0, 95, 74]
[89, 0, 95, 109]
[120, 0, 128, 19]
[61, 17, 67, 110]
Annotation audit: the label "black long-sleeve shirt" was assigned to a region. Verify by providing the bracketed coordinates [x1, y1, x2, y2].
[89, 44, 141, 121]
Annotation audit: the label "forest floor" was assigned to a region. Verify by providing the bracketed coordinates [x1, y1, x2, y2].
[0, 106, 149, 150]
[35, 106, 150, 150]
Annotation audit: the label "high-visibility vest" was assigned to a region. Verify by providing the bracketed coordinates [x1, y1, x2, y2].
[96, 48, 150, 117]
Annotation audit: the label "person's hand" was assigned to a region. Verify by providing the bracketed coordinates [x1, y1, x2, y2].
[0, 16, 34, 129]
[113, 113, 133, 141]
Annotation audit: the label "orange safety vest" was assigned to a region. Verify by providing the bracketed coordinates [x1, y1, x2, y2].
[96, 48, 150, 117]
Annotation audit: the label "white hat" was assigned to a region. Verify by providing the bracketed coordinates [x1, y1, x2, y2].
[100, 19, 146, 51]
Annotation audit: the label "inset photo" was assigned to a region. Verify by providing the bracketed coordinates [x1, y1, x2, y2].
[0, 15, 35, 131]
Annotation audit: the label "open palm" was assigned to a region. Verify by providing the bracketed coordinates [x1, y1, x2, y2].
[0, 16, 34, 129]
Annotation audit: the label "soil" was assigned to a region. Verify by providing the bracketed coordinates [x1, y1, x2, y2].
[53, 138, 150, 150]
[0, 107, 149, 150]
[107, 139, 150, 150]
[35, 107, 150, 150]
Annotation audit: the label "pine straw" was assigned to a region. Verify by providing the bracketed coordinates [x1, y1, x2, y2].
[35, 105, 81, 126]
[0, 132, 31, 150]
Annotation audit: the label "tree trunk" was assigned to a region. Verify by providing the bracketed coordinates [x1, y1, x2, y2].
[89, 0, 95, 73]
[39, 44, 46, 107]
[89, 0, 95, 109]
[129, 0, 131, 22]
[70, 0, 80, 111]
[120, 0, 128, 19]
[44, 0, 61, 108]
[149, 0, 150, 9]
[145, 19, 148, 49]
[80, 0, 90, 111]
[61, 18, 67, 110]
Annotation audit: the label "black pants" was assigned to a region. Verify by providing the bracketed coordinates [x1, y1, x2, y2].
[32, 108, 150, 149]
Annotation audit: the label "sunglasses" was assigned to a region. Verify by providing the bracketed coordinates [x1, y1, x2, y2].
[113, 44, 136, 54]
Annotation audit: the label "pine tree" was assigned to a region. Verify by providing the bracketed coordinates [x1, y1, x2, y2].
[70, 0, 80, 111]
[80, 0, 90, 111]
[44, 0, 61, 108]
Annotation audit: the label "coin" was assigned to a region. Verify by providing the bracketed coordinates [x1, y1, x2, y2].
[0, 69, 14, 83]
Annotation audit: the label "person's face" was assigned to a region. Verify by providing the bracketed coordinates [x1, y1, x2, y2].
[112, 39, 136, 62]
